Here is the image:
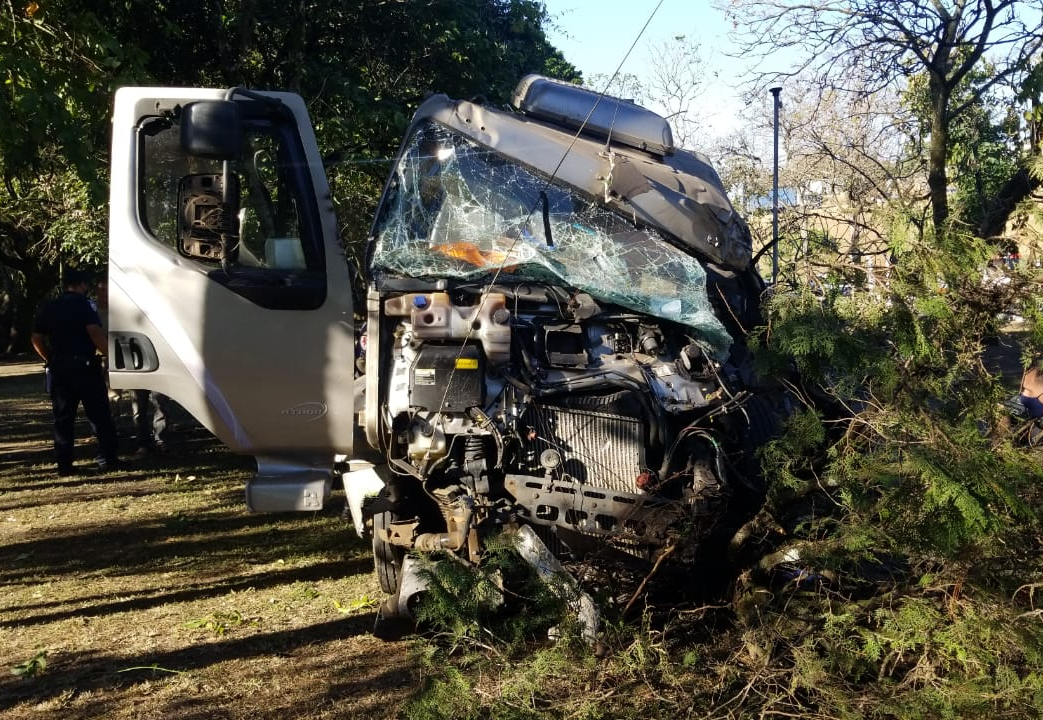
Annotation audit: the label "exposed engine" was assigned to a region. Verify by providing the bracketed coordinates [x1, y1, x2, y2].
[367, 280, 767, 589]
[108, 77, 785, 637]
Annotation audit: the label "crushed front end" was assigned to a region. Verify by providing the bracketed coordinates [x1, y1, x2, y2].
[351, 76, 783, 623]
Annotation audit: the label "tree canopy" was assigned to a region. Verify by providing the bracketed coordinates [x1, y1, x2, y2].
[722, 0, 1043, 233]
[0, 0, 580, 351]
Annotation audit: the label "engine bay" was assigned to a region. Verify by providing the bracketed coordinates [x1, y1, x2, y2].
[369, 281, 764, 570]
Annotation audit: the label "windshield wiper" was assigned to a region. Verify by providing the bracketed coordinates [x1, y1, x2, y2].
[539, 191, 554, 248]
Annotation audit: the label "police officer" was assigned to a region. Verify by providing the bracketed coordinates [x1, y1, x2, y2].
[95, 277, 171, 455]
[31, 268, 120, 476]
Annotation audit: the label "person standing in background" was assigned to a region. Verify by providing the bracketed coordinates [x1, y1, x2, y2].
[132, 389, 171, 456]
[94, 277, 172, 456]
[31, 268, 120, 476]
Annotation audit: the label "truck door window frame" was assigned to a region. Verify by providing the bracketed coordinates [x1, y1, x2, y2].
[135, 99, 328, 310]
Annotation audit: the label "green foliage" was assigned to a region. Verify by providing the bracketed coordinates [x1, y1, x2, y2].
[494, 645, 597, 713]
[764, 224, 1042, 558]
[10, 650, 47, 678]
[407, 605, 717, 719]
[904, 57, 1023, 231]
[0, 0, 580, 350]
[831, 419, 1034, 555]
[758, 407, 828, 498]
[413, 533, 572, 651]
[3, 168, 108, 268]
[404, 529, 1043, 718]
[729, 574, 1043, 718]
[0, 2, 146, 348]
[755, 283, 889, 400]
[0, 3, 143, 188]
[710, 216, 1043, 715]
[183, 610, 256, 636]
[403, 664, 481, 720]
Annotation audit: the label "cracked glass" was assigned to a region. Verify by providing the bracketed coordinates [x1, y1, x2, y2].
[370, 120, 733, 357]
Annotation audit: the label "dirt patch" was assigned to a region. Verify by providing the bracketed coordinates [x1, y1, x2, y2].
[0, 365, 419, 719]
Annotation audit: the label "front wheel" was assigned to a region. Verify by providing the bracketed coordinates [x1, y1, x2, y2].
[372, 509, 405, 595]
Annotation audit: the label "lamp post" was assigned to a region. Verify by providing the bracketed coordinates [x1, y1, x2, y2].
[770, 86, 782, 286]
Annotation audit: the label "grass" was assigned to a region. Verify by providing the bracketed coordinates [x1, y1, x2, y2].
[6, 346, 1043, 719]
[0, 357, 417, 719]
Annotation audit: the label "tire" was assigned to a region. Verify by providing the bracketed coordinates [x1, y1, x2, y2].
[372, 510, 405, 595]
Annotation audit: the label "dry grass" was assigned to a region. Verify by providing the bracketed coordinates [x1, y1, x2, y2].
[0, 357, 418, 719]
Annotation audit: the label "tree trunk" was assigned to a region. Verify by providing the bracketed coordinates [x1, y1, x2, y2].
[928, 80, 950, 232]
[979, 167, 1042, 240]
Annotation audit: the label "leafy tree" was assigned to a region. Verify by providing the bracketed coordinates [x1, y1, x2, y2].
[904, 55, 1024, 238]
[82, 0, 580, 252]
[0, 1, 143, 351]
[0, 0, 579, 351]
[721, 0, 1043, 233]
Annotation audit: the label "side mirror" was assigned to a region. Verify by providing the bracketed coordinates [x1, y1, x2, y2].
[181, 100, 242, 159]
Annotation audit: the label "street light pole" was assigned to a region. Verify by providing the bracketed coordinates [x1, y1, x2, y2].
[770, 86, 782, 286]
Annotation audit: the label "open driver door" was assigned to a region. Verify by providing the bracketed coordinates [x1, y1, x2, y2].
[107, 87, 356, 512]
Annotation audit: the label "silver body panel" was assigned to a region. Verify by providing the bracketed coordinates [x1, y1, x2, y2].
[108, 88, 356, 460]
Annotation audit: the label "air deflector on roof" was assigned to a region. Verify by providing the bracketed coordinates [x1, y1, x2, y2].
[510, 74, 674, 157]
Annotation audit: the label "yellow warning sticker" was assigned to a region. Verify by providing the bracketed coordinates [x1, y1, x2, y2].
[456, 358, 479, 370]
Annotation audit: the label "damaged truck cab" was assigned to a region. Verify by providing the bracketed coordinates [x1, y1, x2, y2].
[108, 76, 778, 626]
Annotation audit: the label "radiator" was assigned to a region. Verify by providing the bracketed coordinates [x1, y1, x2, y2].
[527, 404, 644, 493]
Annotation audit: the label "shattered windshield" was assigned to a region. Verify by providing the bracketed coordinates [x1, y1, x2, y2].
[370, 121, 732, 356]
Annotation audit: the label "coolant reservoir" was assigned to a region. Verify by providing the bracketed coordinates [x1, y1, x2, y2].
[384, 292, 512, 363]
[410, 292, 454, 338]
[473, 294, 511, 363]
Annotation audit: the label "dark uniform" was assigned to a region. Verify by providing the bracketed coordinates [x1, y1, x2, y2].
[31, 271, 120, 475]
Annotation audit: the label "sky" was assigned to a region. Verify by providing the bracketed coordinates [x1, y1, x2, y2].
[541, 0, 760, 141]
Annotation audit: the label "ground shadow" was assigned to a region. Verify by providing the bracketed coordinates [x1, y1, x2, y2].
[0, 613, 418, 716]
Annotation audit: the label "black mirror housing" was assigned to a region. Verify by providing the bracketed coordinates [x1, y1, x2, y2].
[181, 100, 242, 159]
